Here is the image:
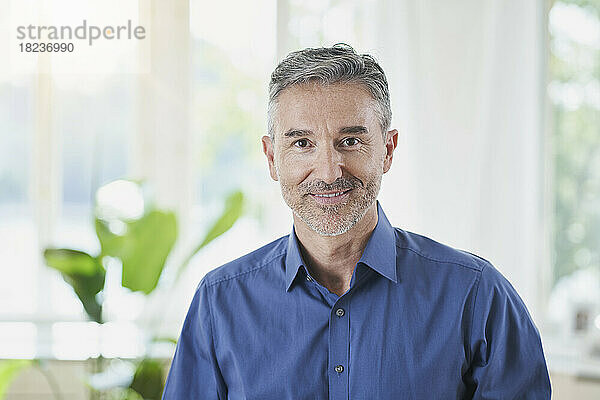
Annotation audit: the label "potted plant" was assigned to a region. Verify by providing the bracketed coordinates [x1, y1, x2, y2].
[42, 179, 244, 399]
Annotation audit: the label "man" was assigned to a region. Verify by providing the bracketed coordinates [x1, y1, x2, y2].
[163, 44, 551, 399]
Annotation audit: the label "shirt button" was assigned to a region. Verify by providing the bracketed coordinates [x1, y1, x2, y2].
[335, 308, 345, 317]
[306, 275, 312, 281]
[335, 365, 344, 373]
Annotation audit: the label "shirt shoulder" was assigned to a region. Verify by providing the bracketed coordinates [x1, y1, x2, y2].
[201, 235, 288, 288]
[394, 229, 528, 320]
[394, 227, 492, 274]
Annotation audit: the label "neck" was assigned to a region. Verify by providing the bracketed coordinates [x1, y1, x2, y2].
[293, 202, 378, 296]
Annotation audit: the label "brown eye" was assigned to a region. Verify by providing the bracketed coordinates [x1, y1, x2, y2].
[294, 139, 310, 148]
[341, 137, 360, 147]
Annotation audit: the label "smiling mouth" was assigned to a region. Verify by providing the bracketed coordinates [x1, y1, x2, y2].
[312, 190, 351, 198]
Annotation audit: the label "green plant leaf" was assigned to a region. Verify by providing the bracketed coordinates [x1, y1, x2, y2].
[43, 248, 100, 276]
[129, 359, 164, 400]
[177, 190, 244, 280]
[43, 249, 105, 323]
[151, 336, 177, 345]
[64, 271, 105, 324]
[95, 218, 128, 259]
[118, 210, 178, 294]
[120, 388, 143, 400]
[199, 191, 244, 249]
[0, 359, 33, 399]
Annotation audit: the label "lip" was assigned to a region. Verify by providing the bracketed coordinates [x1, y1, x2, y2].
[309, 189, 352, 205]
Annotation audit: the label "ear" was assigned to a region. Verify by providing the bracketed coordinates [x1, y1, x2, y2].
[262, 135, 279, 181]
[383, 129, 399, 173]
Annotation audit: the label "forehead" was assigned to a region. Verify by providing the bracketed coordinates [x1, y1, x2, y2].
[273, 82, 379, 132]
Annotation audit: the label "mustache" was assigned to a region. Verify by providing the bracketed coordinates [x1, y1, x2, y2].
[301, 176, 364, 194]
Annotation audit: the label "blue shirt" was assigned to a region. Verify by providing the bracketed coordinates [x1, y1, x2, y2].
[163, 203, 551, 399]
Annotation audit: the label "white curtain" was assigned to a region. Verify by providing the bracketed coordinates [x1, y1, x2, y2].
[371, 0, 547, 319]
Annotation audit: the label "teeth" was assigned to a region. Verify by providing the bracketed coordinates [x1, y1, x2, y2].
[314, 191, 346, 198]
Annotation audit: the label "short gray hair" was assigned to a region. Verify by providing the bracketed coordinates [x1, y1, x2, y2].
[268, 43, 392, 139]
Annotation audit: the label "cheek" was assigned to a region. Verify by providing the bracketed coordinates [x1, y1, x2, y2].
[276, 152, 312, 185]
[346, 148, 385, 176]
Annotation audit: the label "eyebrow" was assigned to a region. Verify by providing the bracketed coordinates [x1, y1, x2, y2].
[283, 129, 313, 138]
[282, 126, 368, 138]
[339, 126, 368, 134]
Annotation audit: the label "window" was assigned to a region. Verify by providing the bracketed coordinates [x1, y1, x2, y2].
[549, 0, 600, 283]
[188, 0, 286, 261]
[0, 78, 36, 317]
[546, 0, 600, 336]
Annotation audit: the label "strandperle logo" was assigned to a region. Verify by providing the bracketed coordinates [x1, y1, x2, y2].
[16, 19, 146, 46]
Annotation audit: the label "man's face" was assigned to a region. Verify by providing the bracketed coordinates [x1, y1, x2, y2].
[262, 82, 397, 236]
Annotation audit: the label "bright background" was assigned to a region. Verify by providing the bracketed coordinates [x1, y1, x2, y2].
[0, 0, 599, 398]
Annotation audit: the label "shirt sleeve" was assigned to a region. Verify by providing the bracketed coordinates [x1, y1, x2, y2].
[464, 263, 551, 399]
[162, 278, 227, 399]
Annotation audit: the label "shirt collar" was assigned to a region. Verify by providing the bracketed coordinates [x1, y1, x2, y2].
[285, 226, 305, 291]
[284, 201, 398, 292]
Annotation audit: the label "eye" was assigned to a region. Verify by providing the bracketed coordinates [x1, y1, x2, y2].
[341, 137, 361, 147]
[294, 138, 311, 148]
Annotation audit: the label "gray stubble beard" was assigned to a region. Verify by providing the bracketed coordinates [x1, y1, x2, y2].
[279, 173, 382, 236]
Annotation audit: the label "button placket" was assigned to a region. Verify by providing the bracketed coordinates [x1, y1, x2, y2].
[328, 297, 350, 400]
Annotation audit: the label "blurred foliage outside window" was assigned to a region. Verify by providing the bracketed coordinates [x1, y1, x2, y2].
[549, 0, 600, 284]
[189, 0, 276, 229]
[191, 40, 268, 211]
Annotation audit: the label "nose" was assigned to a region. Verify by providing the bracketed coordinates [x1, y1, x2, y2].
[313, 143, 343, 184]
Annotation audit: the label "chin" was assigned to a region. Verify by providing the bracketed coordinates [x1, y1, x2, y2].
[293, 208, 364, 237]
[311, 223, 354, 237]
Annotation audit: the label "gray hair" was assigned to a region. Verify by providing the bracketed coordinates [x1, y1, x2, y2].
[268, 44, 392, 139]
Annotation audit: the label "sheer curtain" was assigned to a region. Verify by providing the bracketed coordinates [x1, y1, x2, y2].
[372, 0, 548, 319]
